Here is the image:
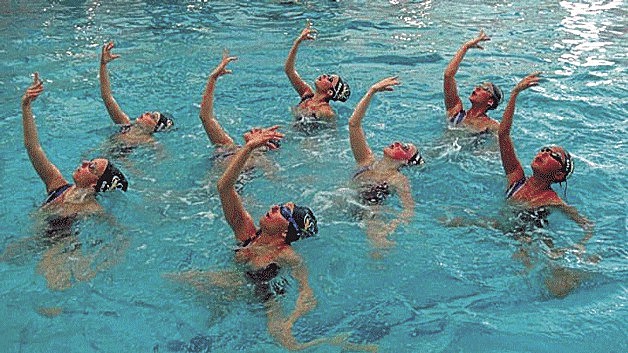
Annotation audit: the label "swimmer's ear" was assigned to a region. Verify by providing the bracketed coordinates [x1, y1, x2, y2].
[554, 170, 566, 183]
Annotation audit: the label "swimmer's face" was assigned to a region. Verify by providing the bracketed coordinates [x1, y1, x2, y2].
[73, 158, 108, 187]
[469, 84, 494, 108]
[259, 202, 294, 236]
[136, 111, 160, 129]
[532, 146, 567, 181]
[315, 74, 339, 96]
[384, 142, 417, 162]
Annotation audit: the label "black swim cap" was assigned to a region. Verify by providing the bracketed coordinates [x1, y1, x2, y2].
[283, 205, 318, 244]
[407, 150, 425, 166]
[95, 161, 128, 192]
[330, 76, 351, 102]
[154, 112, 174, 132]
[562, 149, 574, 181]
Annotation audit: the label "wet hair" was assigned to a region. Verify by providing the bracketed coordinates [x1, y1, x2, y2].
[330, 76, 351, 102]
[154, 112, 174, 132]
[95, 161, 128, 192]
[281, 205, 318, 245]
[484, 82, 503, 110]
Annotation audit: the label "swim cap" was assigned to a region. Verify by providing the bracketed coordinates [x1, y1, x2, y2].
[330, 76, 351, 102]
[95, 161, 128, 192]
[281, 204, 318, 244]
[154, 112, 174, 132]
[562, 149, 574, 180]
[407, 150, 425, 166]
[482, 82, 503, 110]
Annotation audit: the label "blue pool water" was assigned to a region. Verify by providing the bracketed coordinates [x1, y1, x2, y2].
[0, 1, 626, 352]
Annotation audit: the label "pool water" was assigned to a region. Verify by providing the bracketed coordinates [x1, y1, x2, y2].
[0, 1, 626, 352]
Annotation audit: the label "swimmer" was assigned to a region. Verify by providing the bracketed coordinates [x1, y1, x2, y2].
[22, 73, 128, 218]
[199, 50, 281, 176]
[13, 73, 129, 290]
[500, 72, 594, 297]
[100, 41, 174, 146]
[285, 20, 351, 122]
[443, 30, 503, 134]
[216, 126, 322, 349]
[348, 76, 422, 249]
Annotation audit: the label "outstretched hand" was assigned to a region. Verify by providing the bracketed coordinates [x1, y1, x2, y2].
[465, 29, 491, 50]
[211, 49, 238, 78]
[297, 19, 317, 43]
[244, 126, 284, 150]
[22, 72, 44, 104]
[101, 41, 120, 64]
[514, 72, 541, 93]
[371, 76, 400, 93]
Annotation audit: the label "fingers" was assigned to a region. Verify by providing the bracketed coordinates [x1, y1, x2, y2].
[25, 73, 44, 100]
[103, 41, 114, 53]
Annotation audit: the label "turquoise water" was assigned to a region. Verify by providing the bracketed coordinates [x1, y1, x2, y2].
[0, 1, 626, 352]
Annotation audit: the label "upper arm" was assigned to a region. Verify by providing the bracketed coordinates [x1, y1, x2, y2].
[293, 81, 313, 99]
[444, 75, 463, 116]
[393, 175, 414, 213]
[218, 187, 257, 242]
[499, 131, 524, 186]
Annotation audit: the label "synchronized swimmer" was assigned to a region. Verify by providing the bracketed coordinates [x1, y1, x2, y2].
[11, 24, 594, 351]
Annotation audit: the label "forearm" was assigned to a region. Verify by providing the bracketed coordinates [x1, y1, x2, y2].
[499, 92, 519, 137]
[348, 90, 374, 162]
[22, 100, 58, 187]
[99, 63, 128, 125]
[444, 43, 469, 78]
[22, 100, 41, 153]
[284, 40, 301, 76]
[348, 90, 373, 129]
[200, 76, 217, 120]
[217, 144, 253, 192]
[199, 77, 233, 145]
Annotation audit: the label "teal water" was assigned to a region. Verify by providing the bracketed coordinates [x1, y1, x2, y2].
[0, 1, 626, 352]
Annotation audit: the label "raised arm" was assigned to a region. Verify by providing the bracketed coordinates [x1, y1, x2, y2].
[443, 30, 490, 117]
[217, 126, 284, 242]
[199, 50, 238, 146]
[348, 77, 400, 166]
[498, 72, 540, 186]
[99, 41, 131, 125]
[21, 73, 67, 193]
[284, 20, 316, 98]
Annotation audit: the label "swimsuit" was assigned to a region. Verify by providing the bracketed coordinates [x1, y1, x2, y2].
[353, 165, 391, 206]
[505, 177, 551, 239]
[43, 184, 72, 205]
[235, 235, 289, 302]
[211, 145, 240, 162]
[42, 184, 77, 240]
[119, 124, 132, 134]
[449, 110, 466, 126]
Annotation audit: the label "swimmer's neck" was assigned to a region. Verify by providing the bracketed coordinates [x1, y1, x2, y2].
[466, 106, 489, 119]
[525, 175, 554, 190]
[374, 156, 405, 171]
